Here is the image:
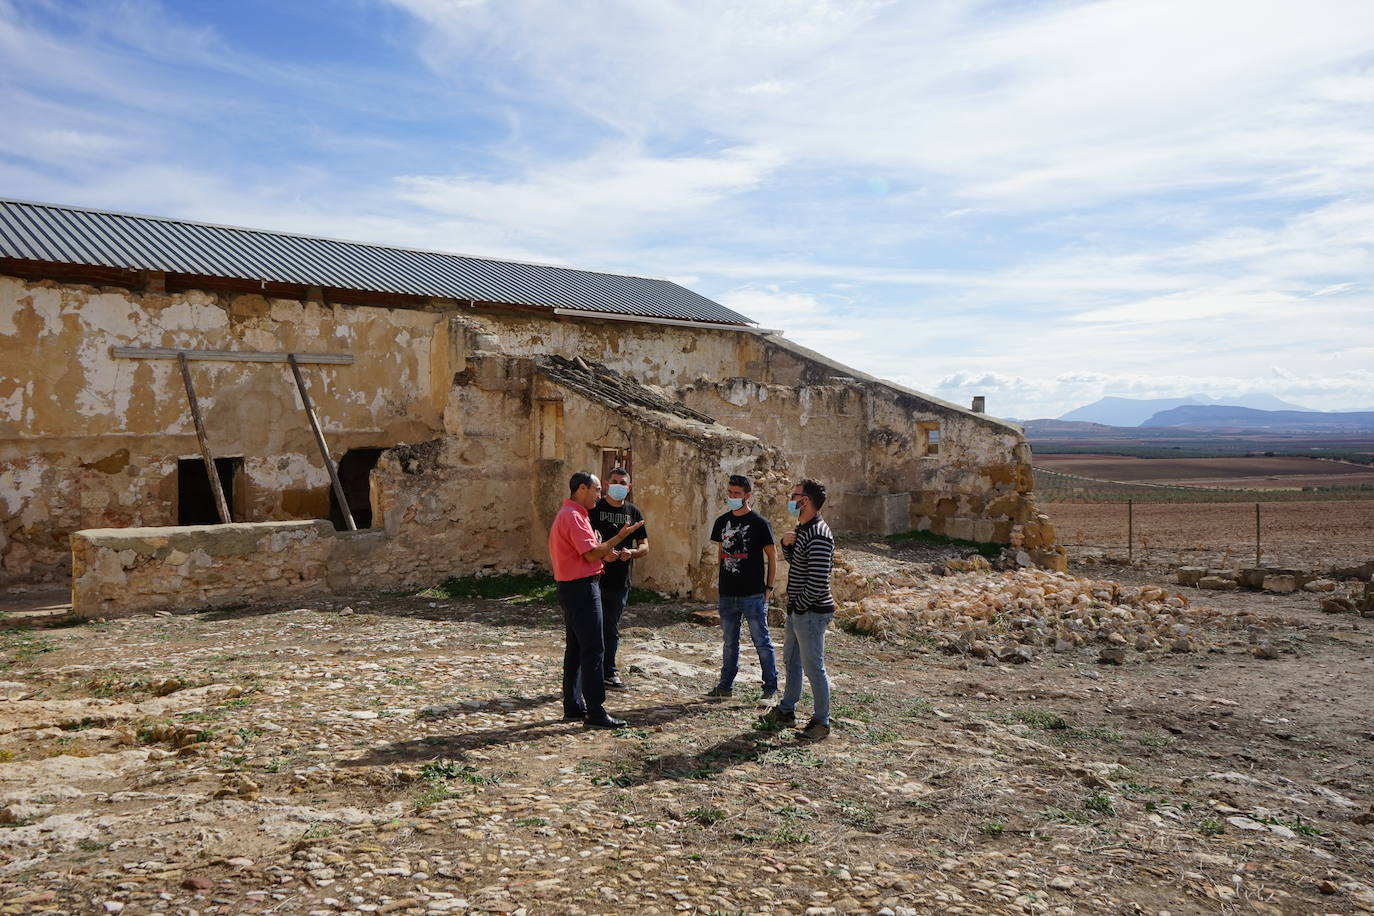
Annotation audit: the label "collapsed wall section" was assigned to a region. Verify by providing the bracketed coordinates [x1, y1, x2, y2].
[527, 354, 789, 596]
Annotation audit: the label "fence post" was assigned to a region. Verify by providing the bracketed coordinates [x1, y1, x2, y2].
[1127, 499, 1134, 564]
[1255, 503, 1261, 567]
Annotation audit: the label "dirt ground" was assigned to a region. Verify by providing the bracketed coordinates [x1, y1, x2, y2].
[1043, 500, 1374, 570]
[1, 542, 1372, 915]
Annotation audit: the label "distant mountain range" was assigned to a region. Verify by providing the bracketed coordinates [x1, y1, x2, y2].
[1142, 405, 1374, 432]
[1058, 395, 1314, 427]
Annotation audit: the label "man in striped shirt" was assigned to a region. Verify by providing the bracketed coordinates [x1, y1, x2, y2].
[762, 478, 836, 741]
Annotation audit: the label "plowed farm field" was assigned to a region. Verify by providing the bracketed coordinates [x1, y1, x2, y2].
[1034, 453, 1374, 489]
[1043, 498, 1374, 568]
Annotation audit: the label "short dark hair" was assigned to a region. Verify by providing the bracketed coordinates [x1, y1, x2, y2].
[569, 470, 596, 496]
[608, 466, 631, 483]
[799, 478, 826, 509]
[727, 474, 752, 492]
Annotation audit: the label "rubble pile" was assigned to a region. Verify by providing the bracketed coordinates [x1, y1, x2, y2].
[836, 566, 1278, 663]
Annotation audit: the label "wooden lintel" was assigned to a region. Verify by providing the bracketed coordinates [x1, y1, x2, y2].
[112, 346, 353, 365]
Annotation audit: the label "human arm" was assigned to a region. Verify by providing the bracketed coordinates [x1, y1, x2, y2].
[800, 534, 835, 608]
[619, 537, 649, 561]
[579, 520, 644, 564]
[763, 543, 777, 599]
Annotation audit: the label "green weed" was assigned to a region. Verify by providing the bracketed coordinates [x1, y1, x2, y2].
[419, 573, 559, 604]
[687, 807, 727, 826]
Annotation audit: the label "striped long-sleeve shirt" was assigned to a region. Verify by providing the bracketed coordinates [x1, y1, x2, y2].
[782, 515, 835, 614]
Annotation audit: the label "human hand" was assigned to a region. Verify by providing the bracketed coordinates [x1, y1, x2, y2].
[618, 520, 644, 541]
[781, 532, 796, 547]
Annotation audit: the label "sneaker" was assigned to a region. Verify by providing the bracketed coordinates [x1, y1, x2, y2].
[705, 685, 734, 698]
[759, 688, 778, 702]
[759, 706, 796, 727]
[604, 676, 628, 690]
[796, 719, 831, 741]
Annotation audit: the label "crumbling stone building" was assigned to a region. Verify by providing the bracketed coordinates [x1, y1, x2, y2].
[0, 199, 1063, 616]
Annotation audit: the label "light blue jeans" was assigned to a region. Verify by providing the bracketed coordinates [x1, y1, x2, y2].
[716, 593, 778, 693]
[779, 611, 833, 725]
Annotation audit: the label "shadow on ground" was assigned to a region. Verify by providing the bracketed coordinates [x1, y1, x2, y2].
[340, 699, 716, 768]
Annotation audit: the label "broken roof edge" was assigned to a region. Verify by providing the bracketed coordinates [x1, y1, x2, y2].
[533, 355, 771, 451]
[762, 335, 1025, 435]
[550, 308, 772, 333]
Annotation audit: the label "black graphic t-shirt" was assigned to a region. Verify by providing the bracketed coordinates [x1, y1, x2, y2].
[710, 509, 775, 596]
[589, 498, 647, 589]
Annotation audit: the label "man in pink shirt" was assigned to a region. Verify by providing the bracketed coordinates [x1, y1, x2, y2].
[550, 471, 644, 728]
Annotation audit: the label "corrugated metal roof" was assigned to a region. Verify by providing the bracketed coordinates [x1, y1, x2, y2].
[0, 198, 755, 326]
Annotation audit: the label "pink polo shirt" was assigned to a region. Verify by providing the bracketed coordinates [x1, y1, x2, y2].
[549, 498, 604, 582]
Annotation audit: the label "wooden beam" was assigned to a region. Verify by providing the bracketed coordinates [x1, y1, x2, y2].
[177, 352, 232, 525]
[287, 354, 356, 532]
[113, 346, 352, 365]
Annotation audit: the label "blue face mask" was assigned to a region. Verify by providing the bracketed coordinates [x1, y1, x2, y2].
[607, 484, 629, 501]
[725, 497, 744, 511]
[787, 499, 801, 517]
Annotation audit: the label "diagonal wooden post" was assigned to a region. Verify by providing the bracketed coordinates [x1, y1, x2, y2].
[288, 353, 356, 531]
[178, 351, 232, 524]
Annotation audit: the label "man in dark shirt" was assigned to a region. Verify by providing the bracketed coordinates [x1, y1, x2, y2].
[706, 474, 778, 700]
[588, 467, 649, 690]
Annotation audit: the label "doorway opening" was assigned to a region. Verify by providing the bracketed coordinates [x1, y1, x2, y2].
[600, 447, 632, 484]
[330, 448, 385, 530]
[177, 457, 241, 525]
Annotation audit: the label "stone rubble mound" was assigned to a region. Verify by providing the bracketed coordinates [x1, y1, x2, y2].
[836, 565, 1276, 663]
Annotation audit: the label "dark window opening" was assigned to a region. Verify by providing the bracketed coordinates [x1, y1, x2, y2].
[177, 457, 241, 525]
[330, 448, 385, 530]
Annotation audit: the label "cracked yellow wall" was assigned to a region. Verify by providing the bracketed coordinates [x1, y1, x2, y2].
[0, 275, 455, 583]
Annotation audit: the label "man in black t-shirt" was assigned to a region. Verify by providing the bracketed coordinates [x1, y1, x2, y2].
[588, 467, 649, 690]
[706, 474, 778, 700]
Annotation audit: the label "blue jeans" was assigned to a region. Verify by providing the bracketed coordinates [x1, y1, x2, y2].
[601, 578, 630, 679]
[555, 577, 605, 718]
[780, 611, 833, 725]
[716, 593, 777, 693]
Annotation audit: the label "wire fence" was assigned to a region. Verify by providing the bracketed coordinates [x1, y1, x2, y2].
[1034, 469, 1374, 567]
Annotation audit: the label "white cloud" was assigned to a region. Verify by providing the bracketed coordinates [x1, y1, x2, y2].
[394, 144, 784, 243]
[389, 0, 1374, 205]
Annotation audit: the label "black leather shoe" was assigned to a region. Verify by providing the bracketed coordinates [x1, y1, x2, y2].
[562, 710, 586, 722]
[584, 714, 627, 729]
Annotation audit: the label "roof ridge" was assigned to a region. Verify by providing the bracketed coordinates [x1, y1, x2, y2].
[0, 197, 678, 285]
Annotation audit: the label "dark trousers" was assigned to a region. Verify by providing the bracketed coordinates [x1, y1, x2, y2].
[600, 577, 630, 678]
[556, 577, 606, 717]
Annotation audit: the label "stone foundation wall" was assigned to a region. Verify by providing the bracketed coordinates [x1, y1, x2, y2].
[70, 521, 373, 618]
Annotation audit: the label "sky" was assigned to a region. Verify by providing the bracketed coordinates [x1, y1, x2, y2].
[3, 0, 1373, 419]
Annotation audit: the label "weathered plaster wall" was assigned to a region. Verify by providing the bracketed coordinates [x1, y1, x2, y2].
[7, 270, 1062, 594]
[672, 352, 1062, 566]
[468, 312, 1060, 565]
[1, 275, 460, 583]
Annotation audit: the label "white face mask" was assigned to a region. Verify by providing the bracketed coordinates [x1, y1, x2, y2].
[725, 497, 744, 511]
[607, 483, 629, 501]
